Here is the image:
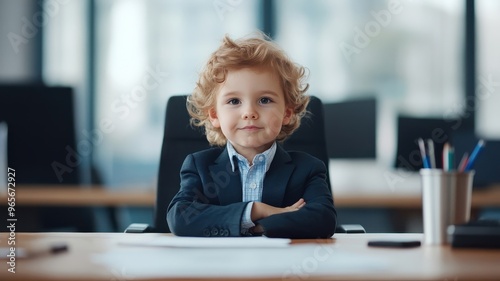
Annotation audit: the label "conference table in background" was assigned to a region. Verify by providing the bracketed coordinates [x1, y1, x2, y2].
[1, 232, 499, 281]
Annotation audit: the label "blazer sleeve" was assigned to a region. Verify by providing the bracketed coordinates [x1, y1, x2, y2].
[167, 154, 248, 237]
[257, 157, 337, 239]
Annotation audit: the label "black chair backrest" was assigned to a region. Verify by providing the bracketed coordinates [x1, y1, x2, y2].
[0, 85, 95, 231]
[154, 96, 211, 232]
[280, 96, 331, 189]
[154, 95, 331, 232]
[395, 116, 458, 171]
[0, 85, 79, 184]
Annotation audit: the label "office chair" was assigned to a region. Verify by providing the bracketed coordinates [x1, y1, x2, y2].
[0, 84, 95, 232]
[126, 95, 364, 234]
[395, 116, 459, 171]
[323, 98, 377, 159]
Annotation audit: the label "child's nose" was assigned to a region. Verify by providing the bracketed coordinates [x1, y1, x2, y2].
[242, 106, 258, 120]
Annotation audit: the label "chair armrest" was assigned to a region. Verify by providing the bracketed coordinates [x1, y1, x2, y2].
[124, 223, 154, 233]
[336, 224, 366, 233]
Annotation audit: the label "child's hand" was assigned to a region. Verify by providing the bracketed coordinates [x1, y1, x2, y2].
[282, 198, 306, 212]
[251, 198, 306, 221]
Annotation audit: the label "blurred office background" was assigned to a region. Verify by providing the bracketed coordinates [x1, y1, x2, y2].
[0, 0, 498, 232]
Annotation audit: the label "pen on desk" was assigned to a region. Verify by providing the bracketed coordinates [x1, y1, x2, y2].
[458, 152, 469, 172]
[418, 138, 430, 169]
[464, 139, 486, 171]
[26, 243, 68, 258]
[427, 139, 436, 169]
[0, 243, 67, 259]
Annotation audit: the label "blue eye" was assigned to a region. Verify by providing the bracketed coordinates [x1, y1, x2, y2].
[227, 98, 240, 105]
[260, 97, 272, 104]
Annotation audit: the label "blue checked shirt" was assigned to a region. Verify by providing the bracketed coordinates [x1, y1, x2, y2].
[226, 141, 277, 235]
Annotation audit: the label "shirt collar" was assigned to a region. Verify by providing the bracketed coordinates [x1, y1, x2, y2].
[226, 141, 277, 172]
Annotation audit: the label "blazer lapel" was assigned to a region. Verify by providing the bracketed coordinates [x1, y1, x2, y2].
[262, 145, 295, 207]
[208, 148, 242, 205]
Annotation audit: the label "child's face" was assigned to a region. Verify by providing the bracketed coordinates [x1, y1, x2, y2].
[209, 66, 293, 159]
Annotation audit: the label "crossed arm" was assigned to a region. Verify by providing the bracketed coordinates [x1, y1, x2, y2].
[167, 153, 336, 238]
[249, 198, 306, 234]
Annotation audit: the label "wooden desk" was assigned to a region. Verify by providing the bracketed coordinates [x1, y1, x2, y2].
[1, 185, 499, 208]
[1, 232, 499, 281]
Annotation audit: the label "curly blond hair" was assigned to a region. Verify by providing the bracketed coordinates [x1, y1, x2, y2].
[187, 33, 309, 146]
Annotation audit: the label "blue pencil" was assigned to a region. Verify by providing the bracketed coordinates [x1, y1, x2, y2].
[418, 138, 430, 169]
[464, 140, 486, 171]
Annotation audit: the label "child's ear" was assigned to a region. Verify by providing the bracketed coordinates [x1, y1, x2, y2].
[282, 107, 293, 125]
[208, 108, 220, 128]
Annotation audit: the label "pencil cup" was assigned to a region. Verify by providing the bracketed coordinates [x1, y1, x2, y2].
[420, 169, 474, 245]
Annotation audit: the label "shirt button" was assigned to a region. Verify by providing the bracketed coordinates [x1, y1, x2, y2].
[250, 182, 257, 189]
[259, 156, 264, 162]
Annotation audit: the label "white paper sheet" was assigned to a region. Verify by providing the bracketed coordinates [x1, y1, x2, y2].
[118, 236, 291, 248]
[92, 243, 388, 279]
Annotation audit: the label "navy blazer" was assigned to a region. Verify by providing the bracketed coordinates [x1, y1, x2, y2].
[166, 144, 337, 239]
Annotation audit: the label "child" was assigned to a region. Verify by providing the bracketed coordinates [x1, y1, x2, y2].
[167, 33, 337, 238]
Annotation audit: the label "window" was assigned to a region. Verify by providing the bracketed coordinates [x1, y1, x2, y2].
[275, 0, 465, 167]
[93, 0, 259, 185]
[476, 0, 500, 139]
[43, 1, 489, 189]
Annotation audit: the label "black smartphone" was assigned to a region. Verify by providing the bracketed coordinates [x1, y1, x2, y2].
[367, 240, 421, 248]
